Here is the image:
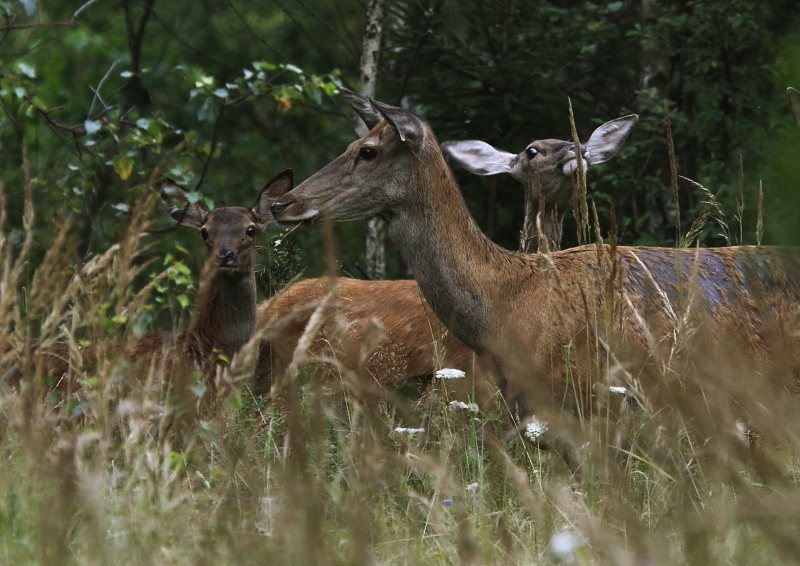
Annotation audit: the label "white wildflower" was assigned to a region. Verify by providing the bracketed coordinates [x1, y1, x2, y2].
[449, 400, 479, 412]
[608, 386, 627, 394]
[547, 529, 585, 564]
[273, 239, 282, 248]
[435, 368, 465, 379]
[466, 482, 479, 491]
[523, 417, 549, 441]
[394, 427, 425, 435]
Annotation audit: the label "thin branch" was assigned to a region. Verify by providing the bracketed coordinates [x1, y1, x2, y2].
[290, 0, 359, 60]
[72, 0, 103, 21]
[270, 0, 337, 70]
[150, 10, 233, 72]
[225, 0, 290, 63]
[194, 104, 225, 192]
[0, 21, 80, 31]
[88, 59, 122, 118]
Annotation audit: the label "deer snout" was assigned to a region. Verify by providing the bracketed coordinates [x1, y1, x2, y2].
[217, 249, 238, 267]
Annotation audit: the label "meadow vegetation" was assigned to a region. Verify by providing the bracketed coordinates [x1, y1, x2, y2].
[2, 1, 800, 564]
[0, 155, 798, 565]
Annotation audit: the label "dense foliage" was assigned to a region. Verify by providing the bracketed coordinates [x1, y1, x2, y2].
[2, 0, 799, 287]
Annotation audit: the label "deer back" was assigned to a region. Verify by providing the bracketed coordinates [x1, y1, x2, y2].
[253, 278, 489, 402]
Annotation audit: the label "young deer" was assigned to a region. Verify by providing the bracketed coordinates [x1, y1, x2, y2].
[15, 171, 291, 405]
[441, 115, 637, 253]
[269, 89, 800, 472]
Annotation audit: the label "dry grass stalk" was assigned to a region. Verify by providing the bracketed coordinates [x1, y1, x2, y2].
[663, 102, 680, 239]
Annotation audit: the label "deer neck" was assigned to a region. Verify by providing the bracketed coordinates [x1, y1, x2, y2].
[519, 199, 565, 254]
[190, 270, 257, 360]
[388, 150, 520, 354]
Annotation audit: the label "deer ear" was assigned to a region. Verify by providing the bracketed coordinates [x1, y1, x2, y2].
[788, 87, 800, 128]
[339, 87, 383, 130]
[253, 169, 293, 225]
[584, 115, 638, 165]
[441, 140, 516, 176]
[159, 180, 209, 229]
[372, 100, 425, 152]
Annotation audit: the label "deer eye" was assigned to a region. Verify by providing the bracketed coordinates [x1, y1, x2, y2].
[246, 226, 256, 237]
[358, 147, 377, 160]
[525, 147, 538, 158]
[200, 228, 209, 240]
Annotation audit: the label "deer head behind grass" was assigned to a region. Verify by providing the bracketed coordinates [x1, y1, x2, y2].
[12, 170, 292, 409]
[442, 115, 637, 253]
[270, 89, 800, 474]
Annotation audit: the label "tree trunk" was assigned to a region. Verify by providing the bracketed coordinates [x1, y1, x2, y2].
[357, 0, 386, 280]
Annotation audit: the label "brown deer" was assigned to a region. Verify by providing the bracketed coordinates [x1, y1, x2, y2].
[253, 277, 487, 402]
[252, 121, 637, 400]
[12, 170, 292, 406]
[441, 115, 637, 253]
[268, 89, 800, 471]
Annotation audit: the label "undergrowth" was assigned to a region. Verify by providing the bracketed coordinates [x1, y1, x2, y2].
[0, 165, 798, 566]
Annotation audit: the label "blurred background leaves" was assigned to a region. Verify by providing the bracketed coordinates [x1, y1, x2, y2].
[1, 0, 799, 289]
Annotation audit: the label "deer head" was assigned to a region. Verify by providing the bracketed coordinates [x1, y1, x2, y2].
[161, 169, 293, 276]
[270, 89, 434, 228]
[441, 115, 637, 212]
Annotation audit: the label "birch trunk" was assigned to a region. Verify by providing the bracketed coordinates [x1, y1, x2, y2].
[357, 0, 386, 279]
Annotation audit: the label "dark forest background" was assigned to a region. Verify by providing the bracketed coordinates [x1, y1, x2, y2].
[2, 0, 800, 315]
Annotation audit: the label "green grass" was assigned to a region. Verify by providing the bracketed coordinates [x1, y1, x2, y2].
[1, 173, 799, 566]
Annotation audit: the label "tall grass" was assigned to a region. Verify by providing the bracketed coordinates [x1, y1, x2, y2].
[0, 161, 799, 565]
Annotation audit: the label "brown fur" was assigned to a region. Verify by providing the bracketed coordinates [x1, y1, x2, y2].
[271, 91, 800, 470]
[253, 277, 490, 401]
[8, 171, 291, 409]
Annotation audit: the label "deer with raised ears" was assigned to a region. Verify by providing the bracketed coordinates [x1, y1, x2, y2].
[14, 170, 292, 400]
[441, 115, 637, 253]
[152, 169, 291, 371]
[269, 88, 800, 472]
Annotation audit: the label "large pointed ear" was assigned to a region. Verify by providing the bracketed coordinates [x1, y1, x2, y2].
[339, 87, 383, 130]
[441, 140, 517, 176]
[788, 87, 800, 128]
[372, 100, 425, 152]
[584, 114, 638, 165]
[159, 180, 209, 229]
[253, 169, 293, 225]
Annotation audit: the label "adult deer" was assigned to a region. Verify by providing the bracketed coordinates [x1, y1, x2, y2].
[253, 277, 486, 402]
[441, 115, 637, 253]
[253, 119, 638, 397]
[13, 171, 291, 405]
[269, 89, 800, 472]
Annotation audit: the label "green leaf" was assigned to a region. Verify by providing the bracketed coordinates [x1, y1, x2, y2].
[16, 62, 36, 78]
[113, 154, 134, 180]
[67, 400, 88, 419]
[84, 120, 102, 135]
[45, 391, 62, 403]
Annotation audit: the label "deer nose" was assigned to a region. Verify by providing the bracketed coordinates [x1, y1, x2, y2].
[270, 201, 289, 217]
[218, 250, 237, 266]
